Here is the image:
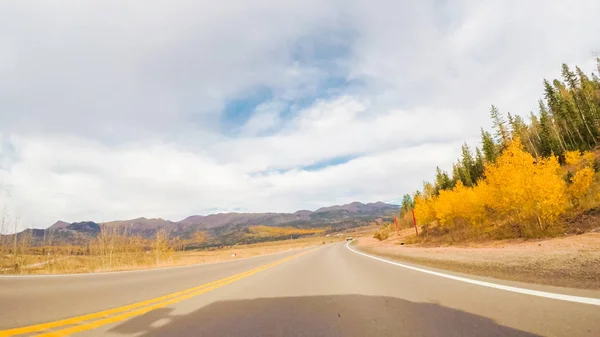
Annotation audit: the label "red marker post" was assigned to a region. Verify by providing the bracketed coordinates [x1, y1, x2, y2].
[411, 209, 419, 236]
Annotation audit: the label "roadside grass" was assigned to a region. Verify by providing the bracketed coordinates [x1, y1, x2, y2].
[0, 234, 343, 275]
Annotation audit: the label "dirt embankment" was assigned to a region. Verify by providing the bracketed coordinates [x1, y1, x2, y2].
[357, 229, 600, 290]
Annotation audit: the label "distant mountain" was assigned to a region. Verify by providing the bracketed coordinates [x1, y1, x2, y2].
[5, 201, 398, 247]
[49, 220, 70, 230]
[180, 202, 397, 229]
[178, 212, 311, 229]
[65, 221, 101, 235]
[103, 217, 177, 237]
[4, 221, 102, 246]
[314, 201, 394, 213]
[104, 217, 175, 229]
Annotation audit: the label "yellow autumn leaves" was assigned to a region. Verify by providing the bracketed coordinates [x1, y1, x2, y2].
[565, 150, 597, 208]
[247, 225, 326, 237]
[414, 138, 597, 238]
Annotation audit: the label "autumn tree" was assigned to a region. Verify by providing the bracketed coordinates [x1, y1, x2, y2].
[412, 60, 600, 241]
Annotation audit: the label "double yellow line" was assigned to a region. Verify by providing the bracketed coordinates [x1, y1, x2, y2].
[0, 249, 312, 337]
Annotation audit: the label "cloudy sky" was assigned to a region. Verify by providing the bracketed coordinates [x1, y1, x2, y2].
[1, 1, 599, 229]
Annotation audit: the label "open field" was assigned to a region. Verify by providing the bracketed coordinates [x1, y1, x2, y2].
[358, 228, 600, 290]
[0, 235, 348, 275]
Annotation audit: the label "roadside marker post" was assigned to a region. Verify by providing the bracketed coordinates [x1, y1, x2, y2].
[411, 209, 419, 236]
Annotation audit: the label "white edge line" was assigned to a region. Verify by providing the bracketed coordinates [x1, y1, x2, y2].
[0, 246, 311, 278]
[346, 241, 600, 306]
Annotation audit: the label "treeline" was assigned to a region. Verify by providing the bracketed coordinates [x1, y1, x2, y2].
[403, 60, 600, 240]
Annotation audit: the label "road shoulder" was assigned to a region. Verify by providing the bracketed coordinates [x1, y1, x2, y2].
[353, 232, 600, 290]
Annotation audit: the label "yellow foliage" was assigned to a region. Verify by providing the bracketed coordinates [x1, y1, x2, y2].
[414, 138, 567, 238]
[566, 150, 595, 169]
[484, 139, 566, 233]
[565, 151, 582, 166]
[568, 167, 595, 203]
[413, 194, 436, 225]
[432, 181, 486, 229]
[581, 152, 595, 168]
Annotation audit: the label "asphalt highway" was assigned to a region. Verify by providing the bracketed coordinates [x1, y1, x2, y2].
[1, 242, 599, 337]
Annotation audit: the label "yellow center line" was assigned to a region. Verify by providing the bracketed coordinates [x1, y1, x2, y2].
[0, 249, 313, 337]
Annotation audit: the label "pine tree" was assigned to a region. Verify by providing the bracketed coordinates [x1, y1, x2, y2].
[541, 94, 569, 153]
[544, 81, 573, 151]
[412, 61, 600, 239]
[474, 147, 486, 181]
[481, 128, 497, 163]
[454, 160, 472, 187]
[461, 143, 476, 186]
[576, 66, 600, 130]
[490, 105, 510, 147]
[511, 114, 539, 157]
[539, 107, 560, 156]
[564, 64, 599, 146]
[435, 167, 453, 192]
[401, 194, 413, 214]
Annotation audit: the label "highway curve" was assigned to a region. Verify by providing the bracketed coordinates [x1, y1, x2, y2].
[1, 242, 599, 337]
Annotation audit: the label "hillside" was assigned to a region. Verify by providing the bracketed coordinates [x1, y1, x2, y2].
[6, 201, 398, 248]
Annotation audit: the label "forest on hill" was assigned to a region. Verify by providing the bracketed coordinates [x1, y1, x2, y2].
[397, 60, 600, 241]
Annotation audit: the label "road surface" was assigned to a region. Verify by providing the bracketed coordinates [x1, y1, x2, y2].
[1, 242, 599, 336]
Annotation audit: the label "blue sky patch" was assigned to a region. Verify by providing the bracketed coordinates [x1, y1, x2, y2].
[301, 155, 358, 171]
[218, 28, 359, 136]
[221, 86, 274, 131]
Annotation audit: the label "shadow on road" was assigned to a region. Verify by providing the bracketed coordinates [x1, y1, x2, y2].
[109, 294, 540, 337]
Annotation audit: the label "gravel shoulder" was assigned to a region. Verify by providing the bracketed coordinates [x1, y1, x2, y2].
[356, 230, 600, 290]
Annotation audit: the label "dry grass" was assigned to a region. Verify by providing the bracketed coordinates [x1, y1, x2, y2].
[173, 236, 339, 267]
[0, 235, 343, 275]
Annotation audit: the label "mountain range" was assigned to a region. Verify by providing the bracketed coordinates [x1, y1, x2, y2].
[10, 201, 399, 247]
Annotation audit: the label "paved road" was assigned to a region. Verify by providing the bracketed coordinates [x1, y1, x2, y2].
[1, 243, 599, 337]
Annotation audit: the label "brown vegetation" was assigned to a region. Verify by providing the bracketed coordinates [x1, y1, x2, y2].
[0, 224, 340, 274]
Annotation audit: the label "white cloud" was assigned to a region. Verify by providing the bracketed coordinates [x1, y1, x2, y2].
[0, 0, 599, 229]
[239, 101, 284, 136]
[0, 131, 464, 227]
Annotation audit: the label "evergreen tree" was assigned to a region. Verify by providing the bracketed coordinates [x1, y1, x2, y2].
[461, 143, 476, 186]
[474, 147, 486, 181]
[490, 105, 510, 147]
[435, 167, 453, 192]
[481, 128, 497, 163]
[577, 66, 600, 122]
[539, 107, 560, 156]
[400, 194, 413, 214]
[451, 164, 460, 185]
[417, 61, 600, 222]
[453, 160, 472, 187]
